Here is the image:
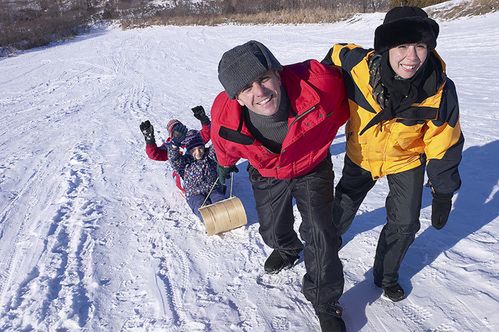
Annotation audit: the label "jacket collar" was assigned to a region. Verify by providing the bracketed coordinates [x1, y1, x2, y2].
[281, 65, 320, 115]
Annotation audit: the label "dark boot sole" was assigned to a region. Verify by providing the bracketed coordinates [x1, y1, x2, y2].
[374, 281, 406, 302]
[264, 260, 298, 274]
[382, 291, 406, 302]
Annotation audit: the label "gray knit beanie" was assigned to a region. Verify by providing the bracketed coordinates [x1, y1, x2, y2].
[218, 40, 283, 99]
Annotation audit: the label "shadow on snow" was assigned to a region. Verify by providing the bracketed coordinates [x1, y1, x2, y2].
[340, 140, 499, 331]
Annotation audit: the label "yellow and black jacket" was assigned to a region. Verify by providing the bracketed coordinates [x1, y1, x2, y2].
[322, 43, 463, 194]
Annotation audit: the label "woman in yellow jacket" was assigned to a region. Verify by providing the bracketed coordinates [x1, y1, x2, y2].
[322, 6, 464, 302]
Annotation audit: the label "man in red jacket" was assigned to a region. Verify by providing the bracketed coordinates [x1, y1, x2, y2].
[210, 40, 350, 331]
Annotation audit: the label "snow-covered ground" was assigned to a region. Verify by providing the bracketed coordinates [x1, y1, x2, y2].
[0, 7, 498, 332]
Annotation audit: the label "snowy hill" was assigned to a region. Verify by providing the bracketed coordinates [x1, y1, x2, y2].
[0, 9, 498, 332]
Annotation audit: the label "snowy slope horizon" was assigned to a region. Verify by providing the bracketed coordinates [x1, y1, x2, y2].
[0, 7, 498, 332]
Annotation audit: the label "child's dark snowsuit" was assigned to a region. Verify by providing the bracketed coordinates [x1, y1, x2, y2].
[168, 144, 225, 219]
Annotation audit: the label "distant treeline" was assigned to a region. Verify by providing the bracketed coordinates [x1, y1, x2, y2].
[1, 0, 492, 53]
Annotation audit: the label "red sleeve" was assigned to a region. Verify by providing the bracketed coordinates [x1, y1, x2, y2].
[210, 92, 240, 167]
[200, 123, 211, 143]
[145, 143, 168, 161]
[311, 60, 350, 127]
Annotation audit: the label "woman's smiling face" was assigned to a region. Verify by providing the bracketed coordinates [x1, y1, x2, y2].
[388, 43, 428, 79]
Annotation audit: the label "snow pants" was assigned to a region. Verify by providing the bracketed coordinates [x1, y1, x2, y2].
[248, 157, 344, 313]
[333, 156, 424, 287]
[186, 188, 226, 220]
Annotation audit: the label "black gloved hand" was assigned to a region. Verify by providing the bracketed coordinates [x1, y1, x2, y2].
[217, 164, 239, 185]
[140, 120, 155, 145]
[171, 123, 188, 146]
[191, 105, 210, 125]
[431, 192, 453, 230]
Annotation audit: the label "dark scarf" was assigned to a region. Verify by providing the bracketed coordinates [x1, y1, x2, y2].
[360, 51, 441, 135]
[244, 86, 290, 153]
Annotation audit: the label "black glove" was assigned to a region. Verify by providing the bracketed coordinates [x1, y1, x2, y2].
[171, 123, 188, 146]
[217, 164, 239, 185]
[140, 120, 155, 145]
[191, 105, 210, 125]
[431, 192, 453, 230]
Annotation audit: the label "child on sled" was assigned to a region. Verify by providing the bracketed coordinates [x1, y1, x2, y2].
[168, 129, 226, 219]
[139, 106, 211, 193]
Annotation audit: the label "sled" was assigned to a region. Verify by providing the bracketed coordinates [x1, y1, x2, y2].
[198, 173, 247, 236]
[171, 170, 186, 196]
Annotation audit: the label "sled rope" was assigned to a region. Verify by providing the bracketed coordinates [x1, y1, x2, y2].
[200, 172, 234, 208]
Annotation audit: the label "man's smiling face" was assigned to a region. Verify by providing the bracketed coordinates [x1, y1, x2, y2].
[236, 70, 282, 116]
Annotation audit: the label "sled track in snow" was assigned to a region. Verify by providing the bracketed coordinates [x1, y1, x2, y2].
[117, 83, 152, 123]
[0, 143, 101, 330]
[153, 235, 189, 326]
[149, 207, 192, 328]
[107, 196, 199, 330]
[0, 149, 55, 303]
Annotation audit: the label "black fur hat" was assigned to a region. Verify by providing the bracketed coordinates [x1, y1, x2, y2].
[374, 6, 439, 53]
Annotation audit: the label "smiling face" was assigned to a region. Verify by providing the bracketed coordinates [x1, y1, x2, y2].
[190, 146, 205, 160]
[236, 70, 282, 116]
[388, 43, 429, 79]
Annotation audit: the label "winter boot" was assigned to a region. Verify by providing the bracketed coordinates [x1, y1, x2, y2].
[317, 304, 346, 332]
[318, 315, 346, 332]
[375, 281, 405, 302]
[264, 250, 299, 274]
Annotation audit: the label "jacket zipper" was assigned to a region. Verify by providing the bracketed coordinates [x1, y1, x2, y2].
[289, 105, 317, 127]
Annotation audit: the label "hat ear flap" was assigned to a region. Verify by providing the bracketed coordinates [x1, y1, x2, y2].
[429, 19, 439, 39]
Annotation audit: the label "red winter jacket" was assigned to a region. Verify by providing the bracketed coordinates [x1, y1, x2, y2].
[210, 60, 349, 179]
[145, 123, 211, 161]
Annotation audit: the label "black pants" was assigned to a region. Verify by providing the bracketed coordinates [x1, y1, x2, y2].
[248, 157, 344, 313]
[333, 156, 424, 287]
